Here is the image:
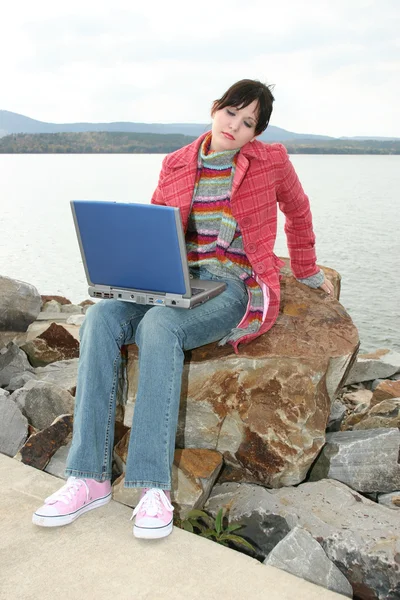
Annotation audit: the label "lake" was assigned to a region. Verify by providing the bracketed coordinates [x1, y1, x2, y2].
[1, 153, 399, 353]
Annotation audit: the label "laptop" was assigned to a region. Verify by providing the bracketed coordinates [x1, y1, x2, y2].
[70, 200, 226, 309]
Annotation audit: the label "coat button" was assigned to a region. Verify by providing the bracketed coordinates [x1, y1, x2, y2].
[255, 263, 266, 274]
[242, 216, 252, 227]
[246, 242, 257, 253]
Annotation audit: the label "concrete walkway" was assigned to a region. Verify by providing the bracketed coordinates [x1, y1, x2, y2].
[0, 454, 344, 600]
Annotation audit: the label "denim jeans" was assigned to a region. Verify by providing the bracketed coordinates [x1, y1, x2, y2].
[65, 267, 248, 490]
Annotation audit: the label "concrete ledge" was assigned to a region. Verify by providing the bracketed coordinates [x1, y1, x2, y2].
[0, 454, 344, 600]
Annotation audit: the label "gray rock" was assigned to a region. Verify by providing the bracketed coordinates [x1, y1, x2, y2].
[378, 491, 400, 510]
[346, 349, 400, 385]
[264, 526, 352, 598]
[66, 314, 85, 326]
[205, 479, 400, 599]
[10, 380, 75, 429]
[44, 441, 71, 479]
[34, 359, 78, 395]
[308, 428, 400, 492]
[41, 300, 61, 313]
[0, 276, 41, 331]
[0, 341, 34, 387]
[6, 371, 38, 392]
[326, 399, 346, 432]
[60, 304, 83, 314]
[372, 378, 386, 391]
[0, 394, 28, 457]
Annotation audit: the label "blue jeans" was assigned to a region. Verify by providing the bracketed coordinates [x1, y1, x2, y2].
[65, 268, 248, 490]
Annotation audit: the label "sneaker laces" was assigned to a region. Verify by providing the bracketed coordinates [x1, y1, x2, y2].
[44, 477, 89, 505]
[131, 489, 174, 519]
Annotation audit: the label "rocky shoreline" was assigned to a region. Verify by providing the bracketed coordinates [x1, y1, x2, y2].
[1, 273, 399, 599]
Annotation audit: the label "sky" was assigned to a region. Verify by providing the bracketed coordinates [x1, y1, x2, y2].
[2, 0, 399, 137]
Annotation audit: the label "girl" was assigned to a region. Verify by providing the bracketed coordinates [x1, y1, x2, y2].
[33, 79, 333, 538]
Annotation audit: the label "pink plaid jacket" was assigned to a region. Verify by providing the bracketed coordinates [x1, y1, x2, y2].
[151, 132, 319, 352]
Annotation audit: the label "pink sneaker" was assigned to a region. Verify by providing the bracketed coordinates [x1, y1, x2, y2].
[131, 488, 174, 539]
[32, 476, 112, 527]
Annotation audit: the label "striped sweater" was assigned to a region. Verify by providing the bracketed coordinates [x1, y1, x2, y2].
[186, 133, 265, 343]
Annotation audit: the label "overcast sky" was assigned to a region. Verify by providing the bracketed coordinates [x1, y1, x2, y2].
[2, 0, 399, 137]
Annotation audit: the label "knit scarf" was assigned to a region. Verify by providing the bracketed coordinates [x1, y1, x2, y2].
[186, 133, 264, 344]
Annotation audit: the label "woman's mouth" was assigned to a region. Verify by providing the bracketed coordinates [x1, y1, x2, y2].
[222, 132, 235, 140]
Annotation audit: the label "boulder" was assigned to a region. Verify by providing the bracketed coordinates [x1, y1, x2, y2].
[345, 349, 400, 385]
[308, 428, 400, 492]
[264, 526, 352, 598]
[41, 295, 71, 306]
[378, 491, 400, 510]
[11, 380, 75, 430]
[0, 276, 41, 331]
[326, 399, 347, 432]
[44, 440, 71, 479]
[0, 341, 34, 387]
[112, 447, 223, 519]
[0, 393, 28, 457]
[66, 315, 85, 326]
[21, 323, 80, 367]
[34, 359, 78, 395]
[205, 479, 400, 600]
[17, 414, 73, 470]
[41, 300, 61, 313]
[351, 398, 400, 431]
[60, 304, 83, 314]
[125, 266, 359, 487]
[371, 380, 400, 405]
[6, 371, 38, 392]
[340, 389, 373, 429]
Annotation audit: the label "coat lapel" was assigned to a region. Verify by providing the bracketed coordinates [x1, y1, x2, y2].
[231, 152, 249, 199]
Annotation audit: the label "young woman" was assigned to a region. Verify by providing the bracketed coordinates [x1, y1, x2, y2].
[33, 79, 333, 538]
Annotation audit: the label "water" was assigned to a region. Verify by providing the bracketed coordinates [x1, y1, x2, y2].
[1, 154, 399, 353]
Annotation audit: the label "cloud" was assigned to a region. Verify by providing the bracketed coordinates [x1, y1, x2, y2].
[1, 0, 399, 136]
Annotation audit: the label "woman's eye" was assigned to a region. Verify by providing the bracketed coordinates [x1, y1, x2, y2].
[226, 109, 235, 116]
[244, 122, 253, 128]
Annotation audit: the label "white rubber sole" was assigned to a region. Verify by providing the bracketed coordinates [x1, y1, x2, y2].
[32, 492, 112, 527]
[133, 519, 173, 539]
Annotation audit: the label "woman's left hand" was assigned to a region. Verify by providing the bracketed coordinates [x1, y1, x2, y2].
[319, 277, 334, 296]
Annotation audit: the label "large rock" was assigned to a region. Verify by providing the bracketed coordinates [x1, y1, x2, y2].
[345, 349, 400, 385]
[0, 392, 28, 457]
[21, 323, 80, 367]
[10, 380, 75, 430]
[112, 447, 223, 519]
[371, 380, 400, 405]
[0, 276, 41, 331]
[351, 398, 400, 431]
[264, 526, 353, 598]
[205, 479, 400, 600]
[378, 491, 400, 510]
[125, 265, 359, 487]
[0, 341, 34, 387]
[17, 414, 73, 470]
[34, 359, 78, 395]
[308, 428, 400, 492]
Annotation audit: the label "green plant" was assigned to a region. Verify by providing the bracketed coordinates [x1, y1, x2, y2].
[175, 508, 255, 552]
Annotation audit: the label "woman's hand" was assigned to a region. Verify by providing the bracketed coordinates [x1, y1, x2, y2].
[319, 277, 334, 295]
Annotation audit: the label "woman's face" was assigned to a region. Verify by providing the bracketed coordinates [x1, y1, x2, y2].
[210, 100, 259, 152]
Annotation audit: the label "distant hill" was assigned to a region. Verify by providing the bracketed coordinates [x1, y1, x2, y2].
[0, 110, 334, 142]
[1, 131, 399, 155]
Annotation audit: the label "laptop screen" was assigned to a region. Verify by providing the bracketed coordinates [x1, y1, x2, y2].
[71, 201, 188, 294]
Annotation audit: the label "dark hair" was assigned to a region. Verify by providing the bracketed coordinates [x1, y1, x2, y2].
[211, 79, 275, 135]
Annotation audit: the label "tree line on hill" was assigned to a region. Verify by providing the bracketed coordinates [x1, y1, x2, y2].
[0, 131, 399, 154]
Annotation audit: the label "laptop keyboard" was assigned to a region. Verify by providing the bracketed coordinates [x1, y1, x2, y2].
[191, 287, 205, 296]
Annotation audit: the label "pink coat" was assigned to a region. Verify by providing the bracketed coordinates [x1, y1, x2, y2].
[151, 132, 319, 352]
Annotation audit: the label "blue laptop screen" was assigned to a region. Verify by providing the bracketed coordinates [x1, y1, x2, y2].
[72, 201, 187, 295]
